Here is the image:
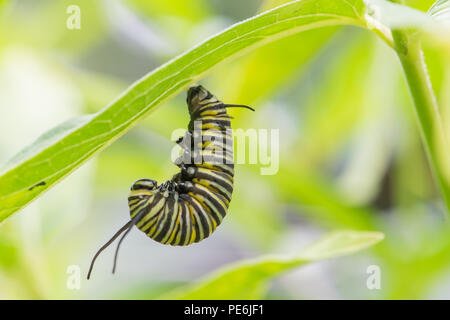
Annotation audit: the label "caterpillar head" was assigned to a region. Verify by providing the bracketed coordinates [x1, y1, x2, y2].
[129, 178, 158, 194]
[187, 85, 218, 116]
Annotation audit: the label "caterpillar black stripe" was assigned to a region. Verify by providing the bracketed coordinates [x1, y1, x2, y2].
[87, 85, 254, 279]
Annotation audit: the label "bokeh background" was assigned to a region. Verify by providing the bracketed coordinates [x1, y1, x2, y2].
[1, 0, 450, 299]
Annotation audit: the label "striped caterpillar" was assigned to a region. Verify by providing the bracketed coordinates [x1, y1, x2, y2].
[87, 85, 254, 279]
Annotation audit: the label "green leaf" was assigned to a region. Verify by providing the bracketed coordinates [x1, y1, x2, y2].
[367, 0, 433, 28]
[1, 0, 446, 222]
[0, 0, 373, 222]
[161, 230, 384, 299]
[219, 28, 338, 104]
[428, 0, 450, 26]
[429, 0, 450, 16]
[218, 0, 339, 104]
[367, 0, 450, 42]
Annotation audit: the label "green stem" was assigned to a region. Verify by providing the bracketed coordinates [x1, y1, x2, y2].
[393, 30, 450, 214]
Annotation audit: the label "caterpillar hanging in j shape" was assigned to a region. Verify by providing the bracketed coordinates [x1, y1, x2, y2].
[87, 85, 254, 279]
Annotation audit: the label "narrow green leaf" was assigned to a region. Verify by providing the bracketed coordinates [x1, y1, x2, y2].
[368, 0, 450, 43]
[428, 0, 450, 30]
[1, 0, 446, 222]
[0, 0, 372, 222]
[429, 0, 450, 17]
[162, 230, 384, 299]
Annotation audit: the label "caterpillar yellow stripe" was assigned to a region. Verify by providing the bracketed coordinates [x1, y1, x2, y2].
[87, 85, 254, 279]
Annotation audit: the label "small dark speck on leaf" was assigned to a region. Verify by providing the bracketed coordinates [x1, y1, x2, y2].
[28, 181, 46, 191]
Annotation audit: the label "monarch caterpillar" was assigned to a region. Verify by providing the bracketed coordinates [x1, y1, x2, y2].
[87, 85, 254, 279]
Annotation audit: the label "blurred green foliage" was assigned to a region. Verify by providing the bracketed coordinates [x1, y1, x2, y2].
[164, 231, 384, 299]
[0, 0, 449, 300]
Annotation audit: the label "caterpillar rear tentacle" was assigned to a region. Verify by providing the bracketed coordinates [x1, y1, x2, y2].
[87, 85, 254, 279]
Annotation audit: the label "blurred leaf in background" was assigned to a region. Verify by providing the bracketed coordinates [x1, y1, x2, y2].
[164, 231, 384, 299]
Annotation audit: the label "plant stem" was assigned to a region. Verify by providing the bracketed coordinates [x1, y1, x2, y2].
[393, 30, 450, 214]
